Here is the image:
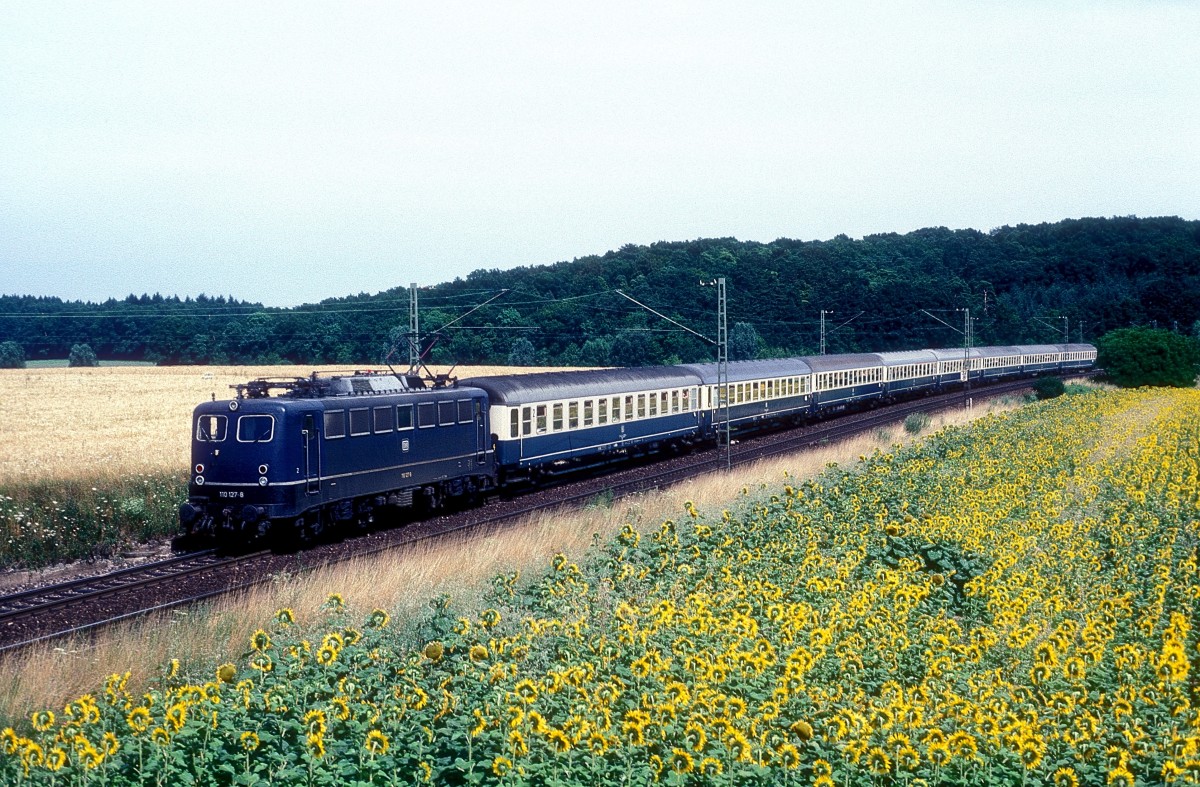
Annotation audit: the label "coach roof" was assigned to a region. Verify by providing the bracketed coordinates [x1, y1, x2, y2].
[676, 358, 813, 385]
[461, 367, 702, 405]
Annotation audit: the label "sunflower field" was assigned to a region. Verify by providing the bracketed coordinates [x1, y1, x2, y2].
[3, 387, 1198, 786]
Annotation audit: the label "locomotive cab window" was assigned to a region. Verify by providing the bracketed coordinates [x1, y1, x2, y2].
[397, 404, 414, 430]
[324, 410, 345, 439]
[237, 415, 275, 443]
[196, 414, 228, 442]
[438, 401, 456, 426]
[458, 400, 474, 424]
[418, 403, 436, 428]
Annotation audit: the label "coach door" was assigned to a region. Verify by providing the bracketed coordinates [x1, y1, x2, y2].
[303, 412, 321, 493]
[475, 399, 488, 465]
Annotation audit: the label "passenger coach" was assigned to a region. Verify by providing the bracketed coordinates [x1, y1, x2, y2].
[462, 367, 703, 480]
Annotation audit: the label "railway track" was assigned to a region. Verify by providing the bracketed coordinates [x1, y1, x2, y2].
[0, 377, 1058, 654]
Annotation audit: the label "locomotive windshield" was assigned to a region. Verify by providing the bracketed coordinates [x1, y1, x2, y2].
[236, 414, 275, 443]
[196, 414, 228, 442]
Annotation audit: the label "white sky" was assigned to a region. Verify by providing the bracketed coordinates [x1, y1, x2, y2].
[1, 1, 1197, 307]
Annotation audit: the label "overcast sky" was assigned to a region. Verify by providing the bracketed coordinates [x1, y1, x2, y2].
[2, 1, 1197, 307]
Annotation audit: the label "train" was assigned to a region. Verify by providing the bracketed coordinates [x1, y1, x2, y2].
[178, 342, 1096, 545]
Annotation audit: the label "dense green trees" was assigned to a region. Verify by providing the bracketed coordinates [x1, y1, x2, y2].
[1097, 327, 1200, 388]
[1, 217, 1198, 367]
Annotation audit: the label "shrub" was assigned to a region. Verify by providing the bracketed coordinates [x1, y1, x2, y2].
[0, 340, 24, 368]
[1032, 376, 1065, 400]
[1097, 327, 1200, 388]
[68, 342, 99, 367]
[903, 412, 931, 434]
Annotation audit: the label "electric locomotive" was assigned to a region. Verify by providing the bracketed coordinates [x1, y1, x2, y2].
[178, 371, 493, 544]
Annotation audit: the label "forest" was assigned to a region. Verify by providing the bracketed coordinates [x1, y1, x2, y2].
[2, 216, 1199, 368]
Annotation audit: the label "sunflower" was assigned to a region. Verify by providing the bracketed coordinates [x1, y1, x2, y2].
[547, 728, 572, 753]
[150, 727, 171, 747]
[367, 608, 390, 628]
[866, 747, 891, 775]
[480, 608, 502, 628]
[671, 747, 695, 773]
[1052, 766, 1079, 787]
[699, 756, 724, 776]
[44, 747, 67, 772]
[240, 731, 260, 752]
[324, 593, 344, 611]
[274, 608, 295, 626]
[304, 709, 327, 737]
[897, 745, 921, 771]
[165, 702, 187, 733]
[777, 742, 802, 769]
[423, 641, 445, 662]
[316, 646, 338, 666]
[364, 730, 389, 756]
[469, 644, 489, 662]
[514, 680, 539, 704]
[790, 720, 814, 741]
[1107, 766, 1135, 787]
[102, 732, 119, 756]
[249, 653, 273, 673]
[126, 707, 151, 734]
[216, 662, 237, 683]
[492, 756, 513, 776]
[587, 732, 609, 755]
[331, 697, 351, 722]
[31, 710, 55, 732]
[684, 721, 707, 752]
[306, 734, 325, 759]
[509, 730, 529, 756]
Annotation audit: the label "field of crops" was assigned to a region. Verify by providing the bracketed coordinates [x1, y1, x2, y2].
[2, 387, 1198, 785]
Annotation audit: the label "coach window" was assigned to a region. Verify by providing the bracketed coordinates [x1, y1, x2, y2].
[648, 394, 657, 417]
[597, 398, 607, 425]
[458, 399, 474, 424]
[671, 390, 679, 413]
[374, 406, 393, 433]
[625, 396, 635, 420]
[418, 402, 436, 428]
[324, 410, 346, 439]
[635, 394, 645, 419]
[510, 410, 519, 439]
[536, 405, 547, 434]
[196, 414, 228, 442]
[583, 400, 594, 426]
[237, 415, 274, 443]
[397, 404, 414, 430]
[522, 406, 533, 436]
[568, 402, 579, 429]
[552, 403, 564, 431]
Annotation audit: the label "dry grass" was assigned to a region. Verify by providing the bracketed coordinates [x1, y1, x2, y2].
[0, 364, 563, 484]
[0, 397, 1016, 723]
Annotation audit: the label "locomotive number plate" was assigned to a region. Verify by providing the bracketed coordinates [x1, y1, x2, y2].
[219, 490, 245, 499]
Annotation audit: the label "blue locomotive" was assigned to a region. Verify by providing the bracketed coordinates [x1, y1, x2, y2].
[178, 343, 1095, 544]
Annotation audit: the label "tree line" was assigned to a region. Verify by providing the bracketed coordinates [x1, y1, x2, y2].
[2, 216, 1199, 369]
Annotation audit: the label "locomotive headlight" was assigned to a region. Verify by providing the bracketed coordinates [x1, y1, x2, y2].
[195, 464, 204, 474]
[195, 475, 205, 486]
[258, 476, 268, 487]
[258, 464, 269, 475]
